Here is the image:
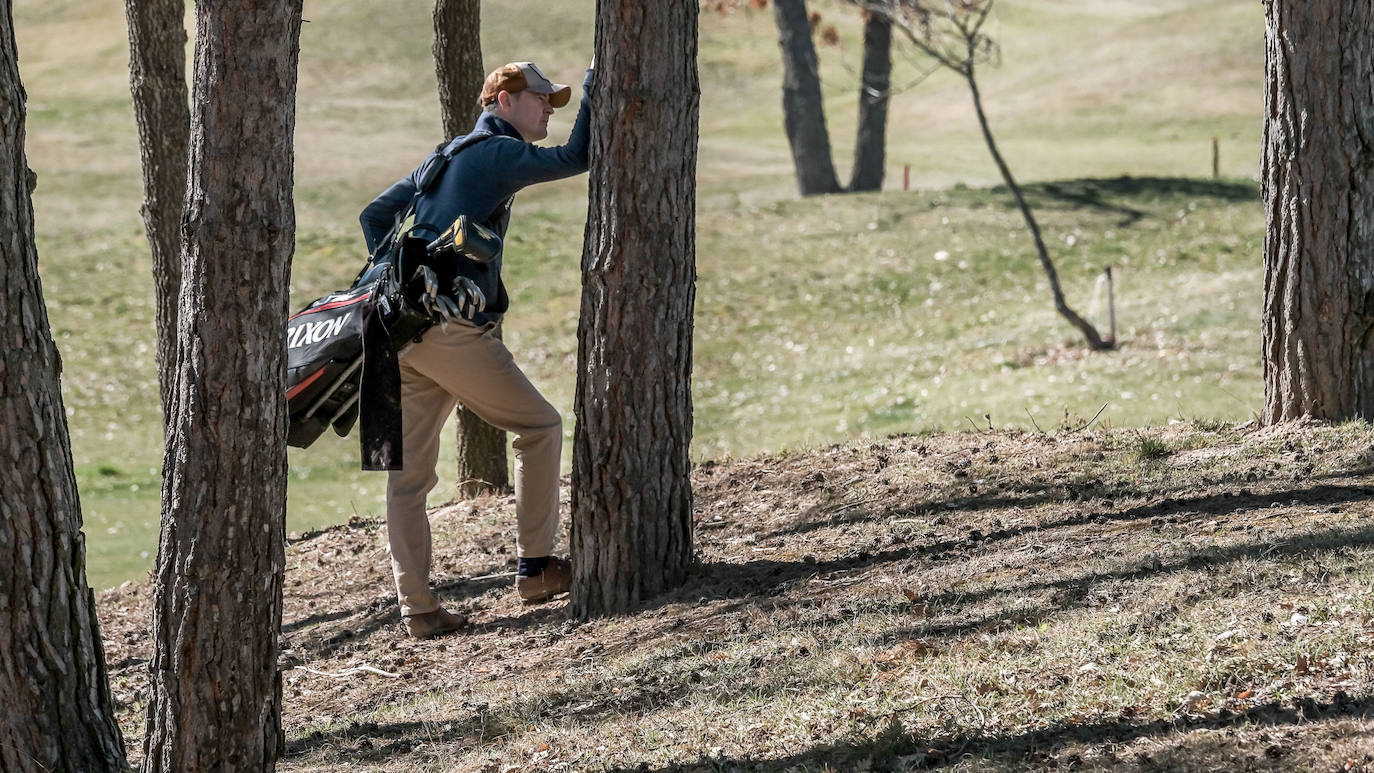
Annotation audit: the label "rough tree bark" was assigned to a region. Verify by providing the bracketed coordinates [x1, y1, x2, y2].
[848, 9, 891, 192]
[124, 0, 188, 423]
[1261, 0, 1374, 423]
[433, 0, 510, 496]
[140, 2, 303, 771]
[434, 0, 483, 138]
[571, 0, 698, 617]
[0, 4, 129, 769]
[773, 0, 841, 195]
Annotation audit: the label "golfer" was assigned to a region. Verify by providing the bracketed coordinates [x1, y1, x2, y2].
[359, 60, 593, 639]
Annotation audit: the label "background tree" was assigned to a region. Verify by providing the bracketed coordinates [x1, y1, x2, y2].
[432, 0, 510, 496]
[708, 0, 891, 195]
[140, 1, 303, 770]
[1261, 0, 1374, 422]
[848, 9, 891, 191]
[433, 0, 483, 137]
[773, 0, 842, 194]
[863, 0, 1112, 350]
[0, 5, 129, 769]
[124, 0, 188, 423]
[570, 0, 699, 617]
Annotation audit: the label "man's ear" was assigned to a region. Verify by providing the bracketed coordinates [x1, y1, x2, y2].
[495, 90, 515, 112]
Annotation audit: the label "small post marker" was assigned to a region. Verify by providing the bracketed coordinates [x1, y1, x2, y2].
[1105, 265, 1117, 345]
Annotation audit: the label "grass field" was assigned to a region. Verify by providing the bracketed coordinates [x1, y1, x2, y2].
[11, 0, 1267, 589]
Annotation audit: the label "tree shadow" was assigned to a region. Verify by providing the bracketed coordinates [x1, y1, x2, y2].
[281, 573, 510, 659]
[765, 465, 1374, 550]
[1003, 176, 1259, 227]
[600, 694, 1373, 771]
[282, 504, 1374, 768]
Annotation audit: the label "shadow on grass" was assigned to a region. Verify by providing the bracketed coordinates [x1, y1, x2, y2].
[1003, 176, 1259, 227]
[604, 694, 1372, 772]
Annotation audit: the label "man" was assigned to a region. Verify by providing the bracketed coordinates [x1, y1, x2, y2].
[359, 61, 593, 639]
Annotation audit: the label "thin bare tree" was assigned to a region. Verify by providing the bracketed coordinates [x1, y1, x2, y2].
[860, 0, 1112, 350]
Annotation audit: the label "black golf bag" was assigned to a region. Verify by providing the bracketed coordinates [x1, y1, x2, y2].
[285, 220, 502, 470]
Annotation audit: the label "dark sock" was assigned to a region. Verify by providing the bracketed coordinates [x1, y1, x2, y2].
[517, 556, 549, 578]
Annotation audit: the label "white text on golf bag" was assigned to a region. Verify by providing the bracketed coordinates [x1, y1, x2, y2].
[288, 313, 351, 350]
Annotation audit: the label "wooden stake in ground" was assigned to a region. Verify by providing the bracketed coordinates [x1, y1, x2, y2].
[571, 0, 699, 617]
[0, 4, 128, 768]
[141, 1, 303, 769]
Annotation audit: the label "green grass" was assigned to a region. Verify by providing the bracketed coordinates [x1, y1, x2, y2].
[13, 0, 1267, 589]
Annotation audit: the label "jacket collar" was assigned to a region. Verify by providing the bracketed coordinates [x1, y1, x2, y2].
[473, 111, 524, 141]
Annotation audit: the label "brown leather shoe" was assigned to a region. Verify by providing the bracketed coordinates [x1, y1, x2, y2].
[403, 607, 466, 640]
[516, 556, 572, 603]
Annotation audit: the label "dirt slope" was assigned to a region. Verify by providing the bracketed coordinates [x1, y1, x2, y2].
[100, 422, 1374, 772]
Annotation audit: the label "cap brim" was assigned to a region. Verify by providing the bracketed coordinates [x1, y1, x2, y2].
[547, 85, 572, 108]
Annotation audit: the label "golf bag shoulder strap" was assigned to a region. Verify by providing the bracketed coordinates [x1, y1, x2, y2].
[390, 130, 496, 242]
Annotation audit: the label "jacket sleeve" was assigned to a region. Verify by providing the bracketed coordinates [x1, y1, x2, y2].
[359, 177, 419, 255]
[490, 69, 595, 190]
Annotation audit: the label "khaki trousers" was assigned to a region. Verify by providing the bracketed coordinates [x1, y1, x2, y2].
[385, 321, 562, 616]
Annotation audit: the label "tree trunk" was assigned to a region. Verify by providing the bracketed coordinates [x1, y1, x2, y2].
[1261, 0, 1374, 423]
[571, 0, 698, 618]
[433, 0, 510, 495]
[140, 2, 302, 770]
[0, 6, 129, 770]
[773, 0, 841, 195]
[433, 0, 483, 139]
[124, 0, 189, 424]
[849, 10, 891, 192]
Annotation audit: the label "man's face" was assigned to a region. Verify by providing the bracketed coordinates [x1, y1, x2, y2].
[502, 90, 554, 142]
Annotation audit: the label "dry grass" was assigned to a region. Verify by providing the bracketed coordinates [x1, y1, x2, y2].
[100, 421, 1374, 771]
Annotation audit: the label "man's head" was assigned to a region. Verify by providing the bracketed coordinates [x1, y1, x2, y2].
[481, 62, 571, 142]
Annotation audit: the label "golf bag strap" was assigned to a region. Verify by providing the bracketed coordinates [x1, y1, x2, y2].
[377, 131, 496, 260]
[359, 291, 404, 471]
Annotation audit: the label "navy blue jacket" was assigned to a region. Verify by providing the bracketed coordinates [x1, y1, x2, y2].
[359, 70, 593, 327]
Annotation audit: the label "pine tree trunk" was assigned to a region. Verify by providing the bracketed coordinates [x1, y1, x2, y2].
[124, 0, 188, 424]
[433, 0, 510, 495]
[0, 5, 129, 769]
[571, 0, 698, 618]
[433, 0, 483, 139]
[1261, 0, 1374, 423]
[773, 0, 841, 195]
[849, 10, 890, 192]
[140, 2, 302, 770]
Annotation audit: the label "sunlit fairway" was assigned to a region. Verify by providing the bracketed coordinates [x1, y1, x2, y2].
[13, 0, 1265, 589]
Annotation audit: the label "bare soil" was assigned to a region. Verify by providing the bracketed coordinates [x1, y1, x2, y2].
[100, 421, 1374, 772]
